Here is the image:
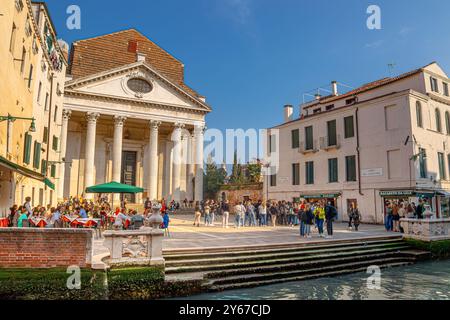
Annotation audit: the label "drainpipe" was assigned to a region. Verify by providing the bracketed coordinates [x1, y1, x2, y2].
[355, 102, 364, 196]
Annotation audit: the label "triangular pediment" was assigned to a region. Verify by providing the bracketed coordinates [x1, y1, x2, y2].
[65, 61, 211, 112]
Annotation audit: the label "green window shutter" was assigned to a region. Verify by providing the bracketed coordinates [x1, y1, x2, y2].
[23, 133, 32, 164]
[328, 158, 338, 183]
[291, 129, 299, 149]
[52, 135, 58, 151]
[346, 156, 357, 182]
[327, 120, 337, 146]
[51, 164, 56, 178]
[43, 127, 48, 143]
[306, 161, 314, 184]
[33, 141, 41, 169]
[41, 159, 47, 175]
[344, 116, 355, 138]
[305, 126, 313, 150]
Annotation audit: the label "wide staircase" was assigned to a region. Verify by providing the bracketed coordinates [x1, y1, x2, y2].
[164, 236, 430, 292]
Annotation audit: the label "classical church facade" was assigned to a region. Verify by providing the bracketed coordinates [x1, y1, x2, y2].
[61, 29, 210, 203]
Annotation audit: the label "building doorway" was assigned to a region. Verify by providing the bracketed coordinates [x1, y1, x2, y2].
[121, 151, 137, 203]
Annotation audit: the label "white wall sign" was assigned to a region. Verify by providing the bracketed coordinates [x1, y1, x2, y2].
[361, 168, 383, 177]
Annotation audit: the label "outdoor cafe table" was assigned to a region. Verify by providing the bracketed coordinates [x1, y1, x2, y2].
[0, 217, 8, 228]
[62, 216, 100, 228]
[29, 217, 47, 228]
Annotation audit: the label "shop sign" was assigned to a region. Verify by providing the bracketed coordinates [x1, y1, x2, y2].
[361, 168, 383, 177]
[379, 190, 414, 197]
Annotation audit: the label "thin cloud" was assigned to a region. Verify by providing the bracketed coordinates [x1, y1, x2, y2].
[221, 0, 253, 25]
[399, 27, 413, 37]
[365, 40, 384, 48]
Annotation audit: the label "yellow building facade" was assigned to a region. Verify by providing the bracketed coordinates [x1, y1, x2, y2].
[0, 0, 67, 215]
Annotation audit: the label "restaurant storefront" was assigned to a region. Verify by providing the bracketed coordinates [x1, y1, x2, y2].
[299, 193, 342, 207]
[379, 189, 440, 218]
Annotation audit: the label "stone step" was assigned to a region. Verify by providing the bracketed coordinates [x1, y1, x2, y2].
[165, 242, 409, 268]
[165, 245, 411, 274]
[164, 237, 404, 260]
[206, 260, 414, 292]
[203, 250, 415, 282]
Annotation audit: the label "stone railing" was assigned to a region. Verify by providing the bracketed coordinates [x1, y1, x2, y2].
[400, 218, 450, 241]
[103, 228, 165, 267]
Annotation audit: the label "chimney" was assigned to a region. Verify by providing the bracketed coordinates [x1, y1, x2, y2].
[136, 52, 146, 62]
[331, 81, 338, 96]
[284, 105, 294, 123]
[315, 93, 321, 101]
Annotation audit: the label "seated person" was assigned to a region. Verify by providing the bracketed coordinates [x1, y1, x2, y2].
[130, 211, 144, 229]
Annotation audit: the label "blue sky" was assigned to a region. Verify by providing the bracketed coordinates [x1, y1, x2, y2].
[46, 0, 450, 133]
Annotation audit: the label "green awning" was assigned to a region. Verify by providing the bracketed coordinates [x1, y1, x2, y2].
[0, 156, 45, 182]
[300, 193, 341, 199]
[44, 178, 55, 190]
[85, 181, 144, 194]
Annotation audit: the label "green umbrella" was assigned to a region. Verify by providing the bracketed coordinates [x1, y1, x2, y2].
[85, 182, 144, 194]
[85, 182, 144, 210]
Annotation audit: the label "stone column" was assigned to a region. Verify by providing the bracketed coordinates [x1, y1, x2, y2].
[112, 116, 126, 183]
[148, 120, 161, 200]
[171, 123, 184, 202]
[57, 109, 71, 201]
[163, 140, 172, 200]
[186, 132, 195, 202]
[194, 125, 205, 202]
[84, 112, 100, 199]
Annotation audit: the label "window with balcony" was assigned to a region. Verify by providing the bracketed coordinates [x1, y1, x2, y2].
[305, 126, 313, 150]
[327, 120, 337, 146]
[305, 161, 314, 185]
[328, 158, 338, 183]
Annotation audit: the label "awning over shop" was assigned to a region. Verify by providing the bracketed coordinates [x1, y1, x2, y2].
[0, 156, 45, 182]
[44, 178, 55, 190]
[379, 190, 435, 198]
[436, 190, 450, 197]
[300, 193, 341, 199]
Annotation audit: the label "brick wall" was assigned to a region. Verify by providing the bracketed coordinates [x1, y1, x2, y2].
[0, 229, 93, 269]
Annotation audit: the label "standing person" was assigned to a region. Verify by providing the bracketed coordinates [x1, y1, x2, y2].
[416, 199, 424, 219]
[398, 203, 407, 233]
[258, 202, 267, 227]
[385, 201, 393, 231]
[270, 202, 278, 227]
[247, 202, 256, 227]
[222, 200, 230, 228]
[210, 200, 216, 226]
[204, 201, 211, 226]
[8, 205, 18, 227]
[24, 197, 33, 217]
[325, 202, 337, 238]
[193, 201, 202, 227]
[350, 203, 361, 231]
[347, 202, 354, 230]
[299, 204, 307, 237]
[234, 202, 244, 228]
[314, 202, 326, 237]
[304, 204, 314, 238]
[393, 203, 402, 232]
[17, 207, 29, 228]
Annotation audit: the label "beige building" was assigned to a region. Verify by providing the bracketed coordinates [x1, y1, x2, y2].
[266, 62, 450, 223]
[0, 0, 67, 215]
[62, 29, 210, 204]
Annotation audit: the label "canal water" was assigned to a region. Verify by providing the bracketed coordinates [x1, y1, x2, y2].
[182, 260, 450, 300]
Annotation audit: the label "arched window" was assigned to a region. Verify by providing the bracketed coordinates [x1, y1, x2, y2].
[416, 101, 423, 128]
[446, 112, 450, 135]
[436, 108, 442, 133]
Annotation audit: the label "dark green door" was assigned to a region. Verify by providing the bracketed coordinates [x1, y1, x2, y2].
[121, 151, 137, 203]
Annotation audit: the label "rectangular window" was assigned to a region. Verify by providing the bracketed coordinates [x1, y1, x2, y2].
[346, 98, 356, 105]
[43, 127, 48, 143]
[41, 159, 47, 175]
[438, 152, 446, 180]
[305, 161, 314, 185]
[270, 174, 277, 187]
[431, 77, 439, 93]
[52, 135, 58, 151]
[291, 129, 299, 149]
[326, 104, 335, 111]
[345, 155, 357, 182]
[419, 148, 427, 179]
[292, 163, 300, 185]
[54, 106, 58, 122]
[344, 116, 355, 138]
[51, 164, 56, 178]
[444, 82, 449, 97]
[328, 158, 338, 183]
[9, 23, 17, 53]
[23, 133, 32, 164]
[44, 93, 49, 111]
[305, 126, 313, 150]
[37, 82, 42, 102]
[20, 47, 26, 74]
[313, 108, 321, 114]
[27, 64, 33, 88]
[33, 141, 41, 169]
[327, 120, 337, 146]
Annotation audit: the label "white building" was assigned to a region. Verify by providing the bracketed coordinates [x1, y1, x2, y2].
[266, 62, 450, 223]
[61, 29, 211, 204]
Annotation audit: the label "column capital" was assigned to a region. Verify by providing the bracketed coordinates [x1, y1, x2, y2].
[62, 109, 72, 120]
[149, 120, 162, 130]
[113, 115, 127, 126]
[194, 124, 206, 135]
[86, 112, 100, 124]
[173, 122, 186, 130]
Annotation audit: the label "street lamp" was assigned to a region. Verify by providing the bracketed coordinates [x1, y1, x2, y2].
[0, 114, 36, 154]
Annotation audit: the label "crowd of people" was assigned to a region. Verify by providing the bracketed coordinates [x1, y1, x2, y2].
[5, 196, 172, 231]
[383, 198, 429, 233]
[193, 199, 362, 239]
